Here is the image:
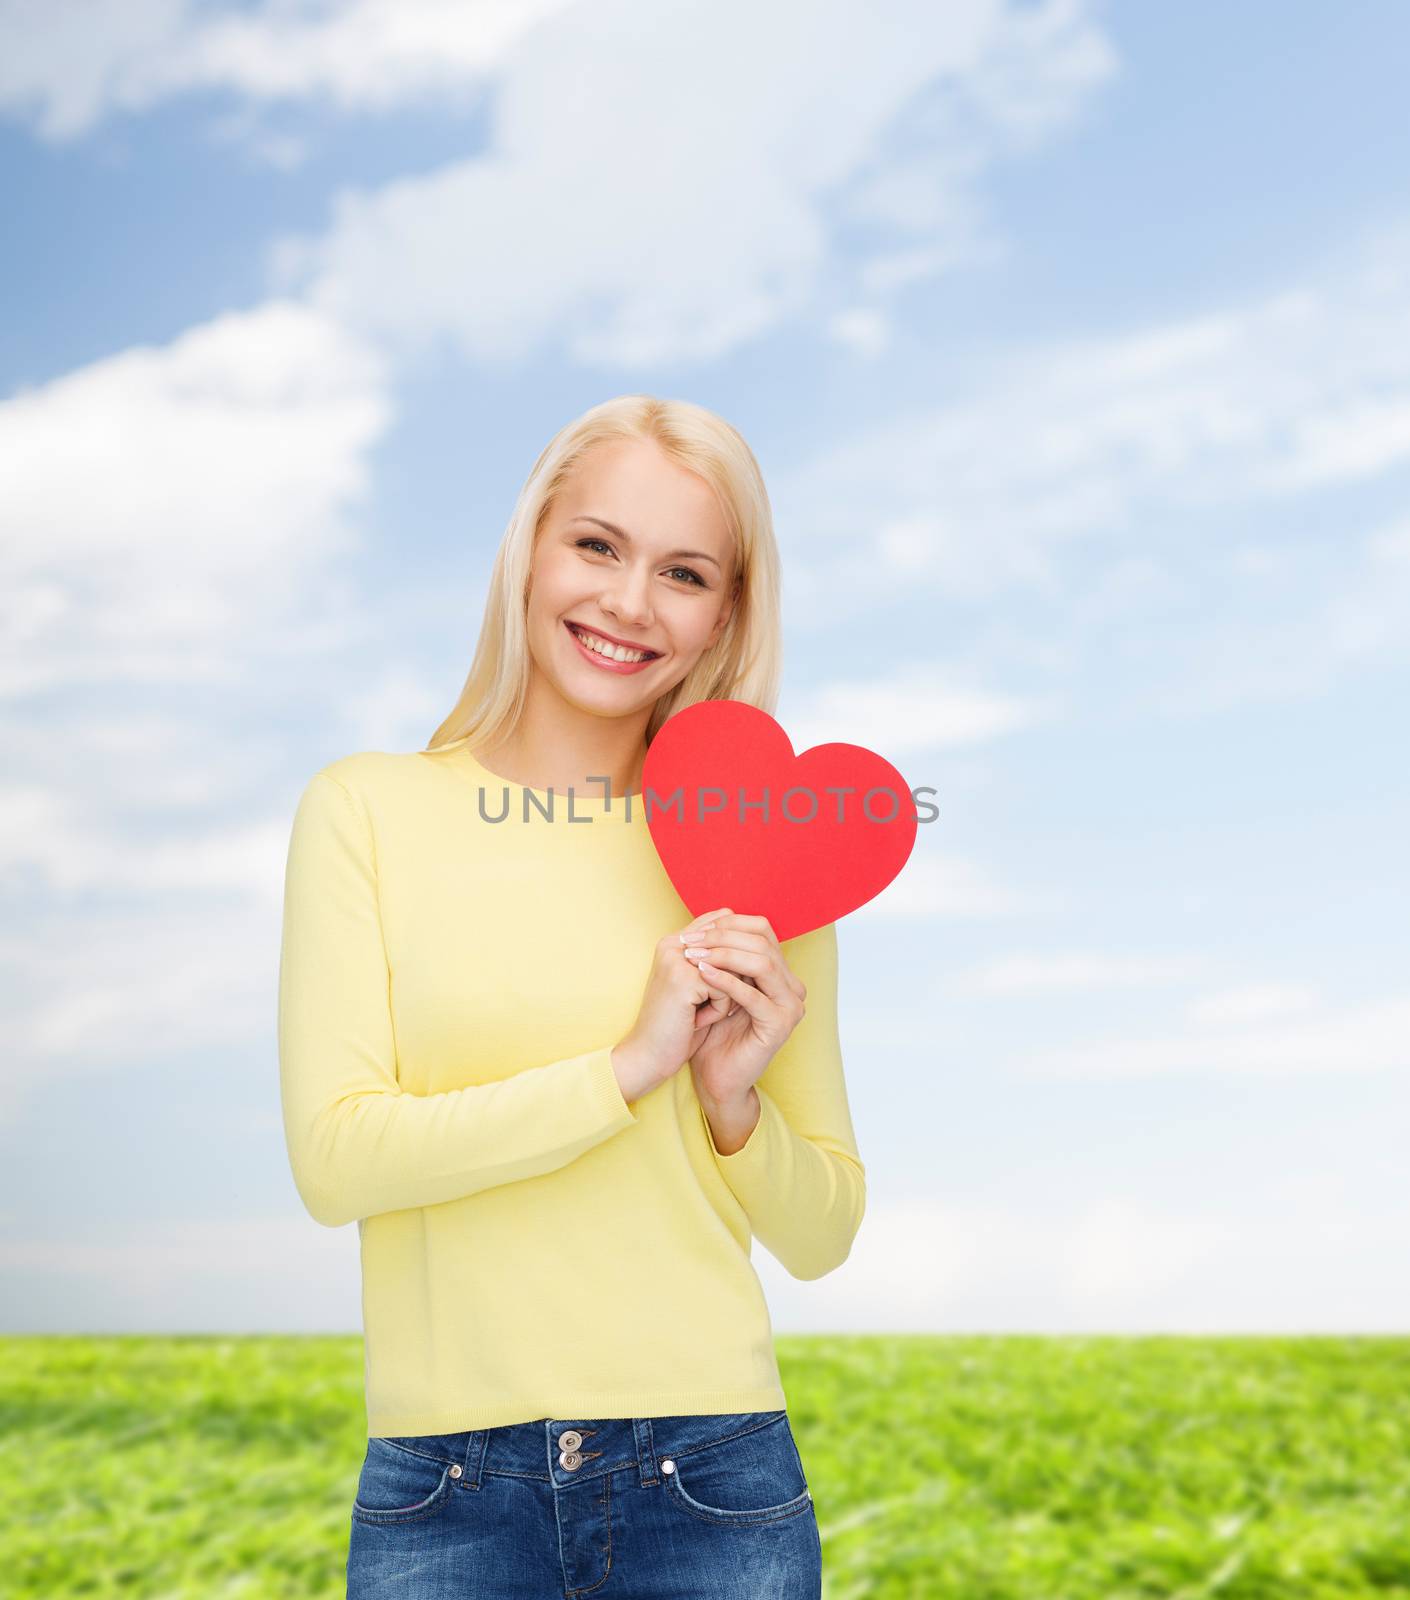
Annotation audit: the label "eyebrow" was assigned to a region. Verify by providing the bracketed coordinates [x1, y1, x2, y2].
[569, 515, 723, 571]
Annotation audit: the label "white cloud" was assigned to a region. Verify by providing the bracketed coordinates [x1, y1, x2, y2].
[772, 225, 1410, 650]
[0, 0, 182, 141]
[341, 662, 450, 757]
[0, 302, 399, 1130]
[785, 665, 1041, 757]
[1155, 511, 1410, 711]
[0, 299, 391, 697]
[858, 237, 999, 295]
[0, 1, 1116, 363]
[0, 1216, 361, 1332]
[827, 307, 893, 360]
[762, 1194, 1410, 1332]
[263, 0, 1114, 367]
[1059, 1201, 1233, 1304]
[1020, 994, 1410, 1080]
[1, 895, 279, 1119]
[852, 849, 1037, 919]
[949, 950, 1199, 996]
[1187, 983, 1320, 1027]
[11, 1192, 1409, 1333]
[0, 0, 571, 139]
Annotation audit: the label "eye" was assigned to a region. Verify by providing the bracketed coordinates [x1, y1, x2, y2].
[575, 538, 707, 588]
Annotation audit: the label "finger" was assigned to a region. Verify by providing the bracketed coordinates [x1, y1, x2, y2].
[681, 943, 762, 1002]
[714, 912, 782, 952]
[698, 981, 732, 1019]
[695, 961, 797, 1031]
[700, 924, 805, 1001]
[681, 929, 768, 957]
[700, 915, 803, 998]
[678, 906, 734, 942]
[683, 942, 791, 1005]
[693, 960, 765, 1020]
[684, 943, 767, 979]
[685, 951, 737, 1015]
[679, 931, 771, 980]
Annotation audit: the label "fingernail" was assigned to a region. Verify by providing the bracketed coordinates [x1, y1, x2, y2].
[683, 946, 708, 959]
[680, 923, 716, 942]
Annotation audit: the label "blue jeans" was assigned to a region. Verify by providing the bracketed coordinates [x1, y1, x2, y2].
[346, 1409, 823, 1598]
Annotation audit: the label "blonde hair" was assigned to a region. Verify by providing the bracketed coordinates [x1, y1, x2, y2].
[425, 394, 782, 755]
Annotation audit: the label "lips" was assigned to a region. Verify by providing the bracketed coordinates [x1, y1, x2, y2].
[562, 620, 663, 676]
[566, 621, 661, 659]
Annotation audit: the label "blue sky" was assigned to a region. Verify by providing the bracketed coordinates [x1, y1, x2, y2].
[2, 0, 1408, 1335]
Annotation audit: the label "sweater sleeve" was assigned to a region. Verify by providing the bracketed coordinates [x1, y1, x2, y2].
[277, 770, 640, 1228]
[698, 919, 866, 1280]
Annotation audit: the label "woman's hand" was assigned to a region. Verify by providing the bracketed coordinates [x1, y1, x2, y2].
[612, 906, 743, 1100]
[679, 912, 807, 1111]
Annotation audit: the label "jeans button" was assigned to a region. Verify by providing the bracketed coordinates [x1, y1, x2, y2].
[558, 1429, 583, 1451]
[660, 1458, 675, 1474]
[449, 1464, 462, 1479]
[560, 1450, 583, 1470]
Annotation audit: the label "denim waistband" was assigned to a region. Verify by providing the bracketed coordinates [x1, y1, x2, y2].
[373, 1409, 788, 1492]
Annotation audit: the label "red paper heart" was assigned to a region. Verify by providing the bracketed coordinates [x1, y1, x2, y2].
[642, 699, 918, 943]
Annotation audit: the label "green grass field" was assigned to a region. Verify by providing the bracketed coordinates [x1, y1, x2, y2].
[3, 1334, 1407, 1597]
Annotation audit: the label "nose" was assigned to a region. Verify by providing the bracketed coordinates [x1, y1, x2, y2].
[599, 564, 654, 629]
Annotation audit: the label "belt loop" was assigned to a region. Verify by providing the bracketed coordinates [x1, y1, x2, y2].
[458, 1428, 489, 1489]
[633, 1417, 658, 1487]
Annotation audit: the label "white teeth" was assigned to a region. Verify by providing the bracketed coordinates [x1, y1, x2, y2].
[571, 625, 653, 663]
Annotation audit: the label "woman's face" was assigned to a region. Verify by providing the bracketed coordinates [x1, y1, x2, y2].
[525, 437, 738, 715]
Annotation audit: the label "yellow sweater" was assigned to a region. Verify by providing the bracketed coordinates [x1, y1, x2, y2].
[277, 736, 866, 1437]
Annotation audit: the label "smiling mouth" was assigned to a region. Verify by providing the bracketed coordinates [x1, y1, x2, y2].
[565, 621, 662, 662]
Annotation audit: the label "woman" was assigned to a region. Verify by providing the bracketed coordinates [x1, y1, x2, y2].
[277, 394, 867, 1598]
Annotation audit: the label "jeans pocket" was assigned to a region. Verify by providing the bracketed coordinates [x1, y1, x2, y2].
[351, 1436, 457, 1526]
[663, 1412, 814, 1527]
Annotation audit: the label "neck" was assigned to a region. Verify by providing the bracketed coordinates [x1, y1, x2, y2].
[475, 704, 652, 799]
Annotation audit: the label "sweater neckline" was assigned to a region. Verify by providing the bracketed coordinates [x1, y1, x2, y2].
[437, 739, 642, 809]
